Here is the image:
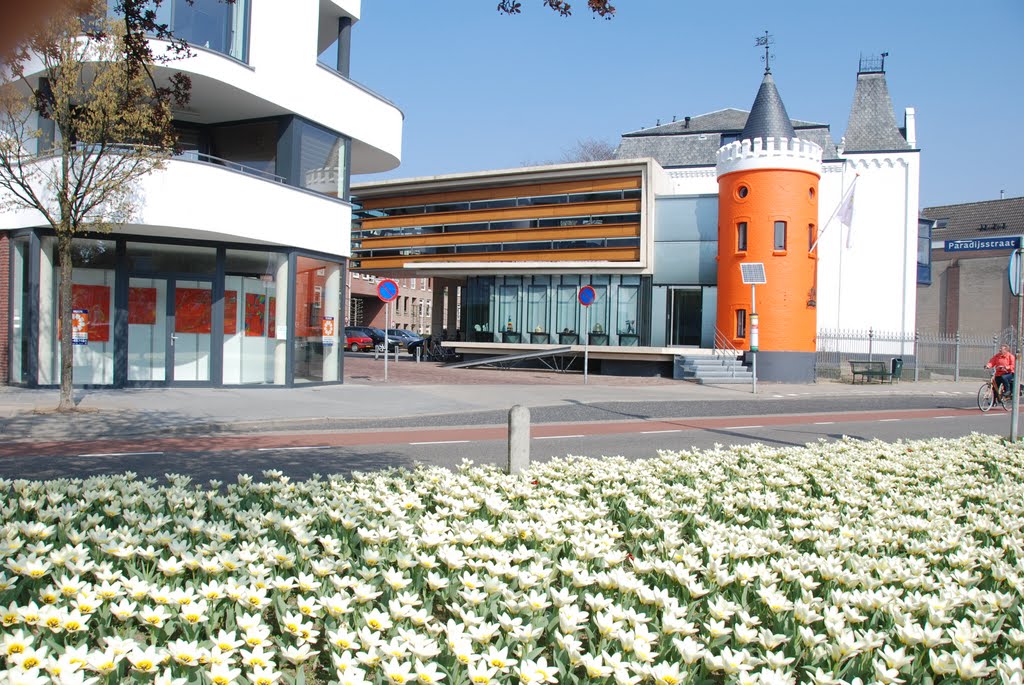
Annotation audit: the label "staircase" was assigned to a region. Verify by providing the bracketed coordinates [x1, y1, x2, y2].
[674, 355, 752, 384]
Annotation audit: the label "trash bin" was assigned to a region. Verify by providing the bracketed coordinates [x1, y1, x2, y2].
[891, 357, 903, 382]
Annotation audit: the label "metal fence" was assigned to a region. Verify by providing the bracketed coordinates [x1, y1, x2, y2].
[816, 327, 1015, 382]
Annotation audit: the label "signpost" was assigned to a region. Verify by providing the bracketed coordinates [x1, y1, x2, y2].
[740, 263, 766, 394]
[377, 279, 399, 382]
[579, 286, 596, 385]
[1010, 251, 1024, 441]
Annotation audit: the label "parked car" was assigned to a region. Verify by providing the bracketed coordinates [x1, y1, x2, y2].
[344, 328, 374, 353]
[346, 325, 399, 353]
[386, 329, 424, 350]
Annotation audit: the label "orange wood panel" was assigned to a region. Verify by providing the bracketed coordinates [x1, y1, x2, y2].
[360, 199, 641, 231]
[358, 176, 642, 210]
[716, 168, 819, 353]
[355, 247, 641, 270]
[358, 223, 640, 249]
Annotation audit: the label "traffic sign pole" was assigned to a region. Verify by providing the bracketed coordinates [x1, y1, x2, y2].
[1013, 249, 1023, 441]
[376, 279, 399, 384]
[578, 286, 597, 385]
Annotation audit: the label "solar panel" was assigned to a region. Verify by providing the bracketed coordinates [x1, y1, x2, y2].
[740, 262, 766, 284]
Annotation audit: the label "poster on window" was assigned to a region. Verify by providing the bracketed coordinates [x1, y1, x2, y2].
[71, 309, 89, 345]
[175, 288, 212, 334]
[71, 284, 110, 342]
[322, 316, 335, 346]
[245, 293, 267, 337]
[224, 290, 238, 335]
[128, 287, 157, 325]
[269, 297, 277, 338]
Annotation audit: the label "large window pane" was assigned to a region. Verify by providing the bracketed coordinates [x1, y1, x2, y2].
[223, 250, 287, 385]
[616, 285, 639, 337]
[555, 285, 579, 343]
[9, 237, 29, 384]
[527, 284, 549, 341]
[293, 256, 341, 383]
[297, 120, 348, 198]
[209, 121, 277, 177]
[127, 242, 216, 274]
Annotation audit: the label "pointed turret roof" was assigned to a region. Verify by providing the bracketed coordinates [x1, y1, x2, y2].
[842, 68, 910, 152]
[739, 71, 796, 142]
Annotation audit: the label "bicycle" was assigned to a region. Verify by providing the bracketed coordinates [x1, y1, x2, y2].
[978, 368, 1017, 412]
[425, 336, 458, 363]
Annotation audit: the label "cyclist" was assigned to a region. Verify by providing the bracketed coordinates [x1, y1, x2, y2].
[986, 344, 1016, 400]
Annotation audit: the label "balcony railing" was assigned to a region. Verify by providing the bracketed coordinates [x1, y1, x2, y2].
[173, 150, 284, 184]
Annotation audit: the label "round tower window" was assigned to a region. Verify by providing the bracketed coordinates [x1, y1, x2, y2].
[736, 185, 749, 199]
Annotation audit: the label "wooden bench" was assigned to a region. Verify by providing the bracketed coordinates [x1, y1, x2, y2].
[849, 360, 895, 384]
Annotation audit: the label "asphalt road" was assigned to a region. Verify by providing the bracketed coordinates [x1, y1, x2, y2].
[0, 393, 1008, 483]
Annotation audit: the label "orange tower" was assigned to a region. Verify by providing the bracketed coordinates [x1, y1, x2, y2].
[716, 69, 823, 382]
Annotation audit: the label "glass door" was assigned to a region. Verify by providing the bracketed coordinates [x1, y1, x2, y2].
[127, 277, 213, 383]
[669, 288, 702, 346]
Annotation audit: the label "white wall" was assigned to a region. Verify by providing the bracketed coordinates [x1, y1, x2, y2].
[816, 152, 921, 336]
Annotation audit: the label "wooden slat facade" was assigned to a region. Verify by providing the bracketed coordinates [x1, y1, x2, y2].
[352, 173, 644, 269]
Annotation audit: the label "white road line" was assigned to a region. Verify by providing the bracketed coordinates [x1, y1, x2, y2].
[641, 429, 682, 434]
[724, 425, 763, 430]
[879, 418, 901, 422]
[256, 446, 332, 452]
[536, 435, 584, 440]
[934, 415, 956, 419]
[409, 440, 470, 445]
[78, 451, 164, 457]
[813, 421, 834, 425]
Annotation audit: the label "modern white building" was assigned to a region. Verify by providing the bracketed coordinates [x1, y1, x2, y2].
[1, 0, 403, 387]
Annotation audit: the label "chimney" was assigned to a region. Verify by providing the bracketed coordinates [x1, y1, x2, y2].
[684, 116, 691, 128]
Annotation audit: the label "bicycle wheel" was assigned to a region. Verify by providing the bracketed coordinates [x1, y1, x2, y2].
[978, 383, 995, 412]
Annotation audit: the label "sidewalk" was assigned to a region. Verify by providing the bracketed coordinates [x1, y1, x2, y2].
[0, 355, 980, 441]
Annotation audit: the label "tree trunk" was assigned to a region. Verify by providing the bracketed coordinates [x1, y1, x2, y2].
[58, 234, 74, 411]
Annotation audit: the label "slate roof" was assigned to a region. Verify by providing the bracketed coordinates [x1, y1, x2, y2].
[922, 197, 1024, 242]
[615, 108, 838, 167]
[842, 71, 911, 152]
[740, 72, 796, 142]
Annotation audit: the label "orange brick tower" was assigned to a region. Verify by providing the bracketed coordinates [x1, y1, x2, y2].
[716, 68, 823, 382]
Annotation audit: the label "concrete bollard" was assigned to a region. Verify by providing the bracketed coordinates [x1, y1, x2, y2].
[508, 405, 530, 474]
[415, 346, 422, 363]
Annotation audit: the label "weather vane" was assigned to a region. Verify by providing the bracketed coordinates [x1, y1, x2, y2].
[755, 31, 774, 74]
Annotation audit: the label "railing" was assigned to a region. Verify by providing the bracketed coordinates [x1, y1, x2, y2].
[713, 326, 741, 377]
[816, 327, 1013, 382]
[173, 150, 286, 184]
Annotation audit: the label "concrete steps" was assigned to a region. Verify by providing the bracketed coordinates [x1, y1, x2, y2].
[674, 355, 752, 384]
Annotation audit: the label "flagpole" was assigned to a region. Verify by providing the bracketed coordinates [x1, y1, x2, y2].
[809, 172, 858, 253]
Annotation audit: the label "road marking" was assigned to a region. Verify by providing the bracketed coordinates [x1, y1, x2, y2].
[813, 421, 834, 425]
[724, 425, 763, 430]
[641, 429, 682, 434]
[934, 415, 955, 419]
[78, 451, 164, 457]
[257, 445, 332, 452]
[409, 440, 470, 445]
[536, 435, 584, 440]
[879, 418, 901, 422]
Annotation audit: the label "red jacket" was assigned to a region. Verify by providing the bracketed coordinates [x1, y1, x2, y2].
[988, 350, 1016, 374]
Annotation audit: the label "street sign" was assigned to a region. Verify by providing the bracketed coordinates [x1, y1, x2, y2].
[377, 279, 399, 302]
[1010, 250, 1022, 297]
[578, 285, 596, 306]
[945, 236, 1020, 252]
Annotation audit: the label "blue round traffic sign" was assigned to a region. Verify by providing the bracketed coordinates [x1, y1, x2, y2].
[377, 279, 399, 302]
[578, 285, 596, 306]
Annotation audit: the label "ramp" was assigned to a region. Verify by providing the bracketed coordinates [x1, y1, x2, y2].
[445, 346, 576, 372]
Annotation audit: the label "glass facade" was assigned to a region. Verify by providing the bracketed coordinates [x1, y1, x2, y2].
[10, 232, 344, 388]
[464, 274, 649, 346]
[141, 0, 250, 62]
[297, 120, 349, 199]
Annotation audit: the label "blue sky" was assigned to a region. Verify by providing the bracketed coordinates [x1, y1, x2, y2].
[349, 0, 1023, 208]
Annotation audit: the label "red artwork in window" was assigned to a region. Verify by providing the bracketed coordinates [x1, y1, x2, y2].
[128, 287, 157, 325]
[268, 297, 276, 337]
[175, 288, 212, 334]
[245, 293, 266, 337]
[71, 284, 110, 342]
[224, 290, 238, 335]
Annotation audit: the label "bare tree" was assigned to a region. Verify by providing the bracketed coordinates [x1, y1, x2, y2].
[560, 137, 617, 163]
[0, 0, 183, 410]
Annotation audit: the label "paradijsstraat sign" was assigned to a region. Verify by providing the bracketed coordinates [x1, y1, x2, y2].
[945, 236, 1020, 252]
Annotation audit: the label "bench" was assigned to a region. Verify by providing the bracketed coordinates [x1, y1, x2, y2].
[849, 359, 900, 384]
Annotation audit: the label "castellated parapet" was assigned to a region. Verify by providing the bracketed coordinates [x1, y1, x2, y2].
[716, 136, 823, 177]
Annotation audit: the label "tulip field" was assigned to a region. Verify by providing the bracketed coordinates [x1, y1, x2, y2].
[0, 433, 1021, 684]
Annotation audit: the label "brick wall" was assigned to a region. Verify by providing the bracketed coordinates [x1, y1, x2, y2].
[0, 234, 8, 385]
[919, 252, 1014, 338]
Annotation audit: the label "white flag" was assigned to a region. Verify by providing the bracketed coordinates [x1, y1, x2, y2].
[838, 178, 858, 248]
